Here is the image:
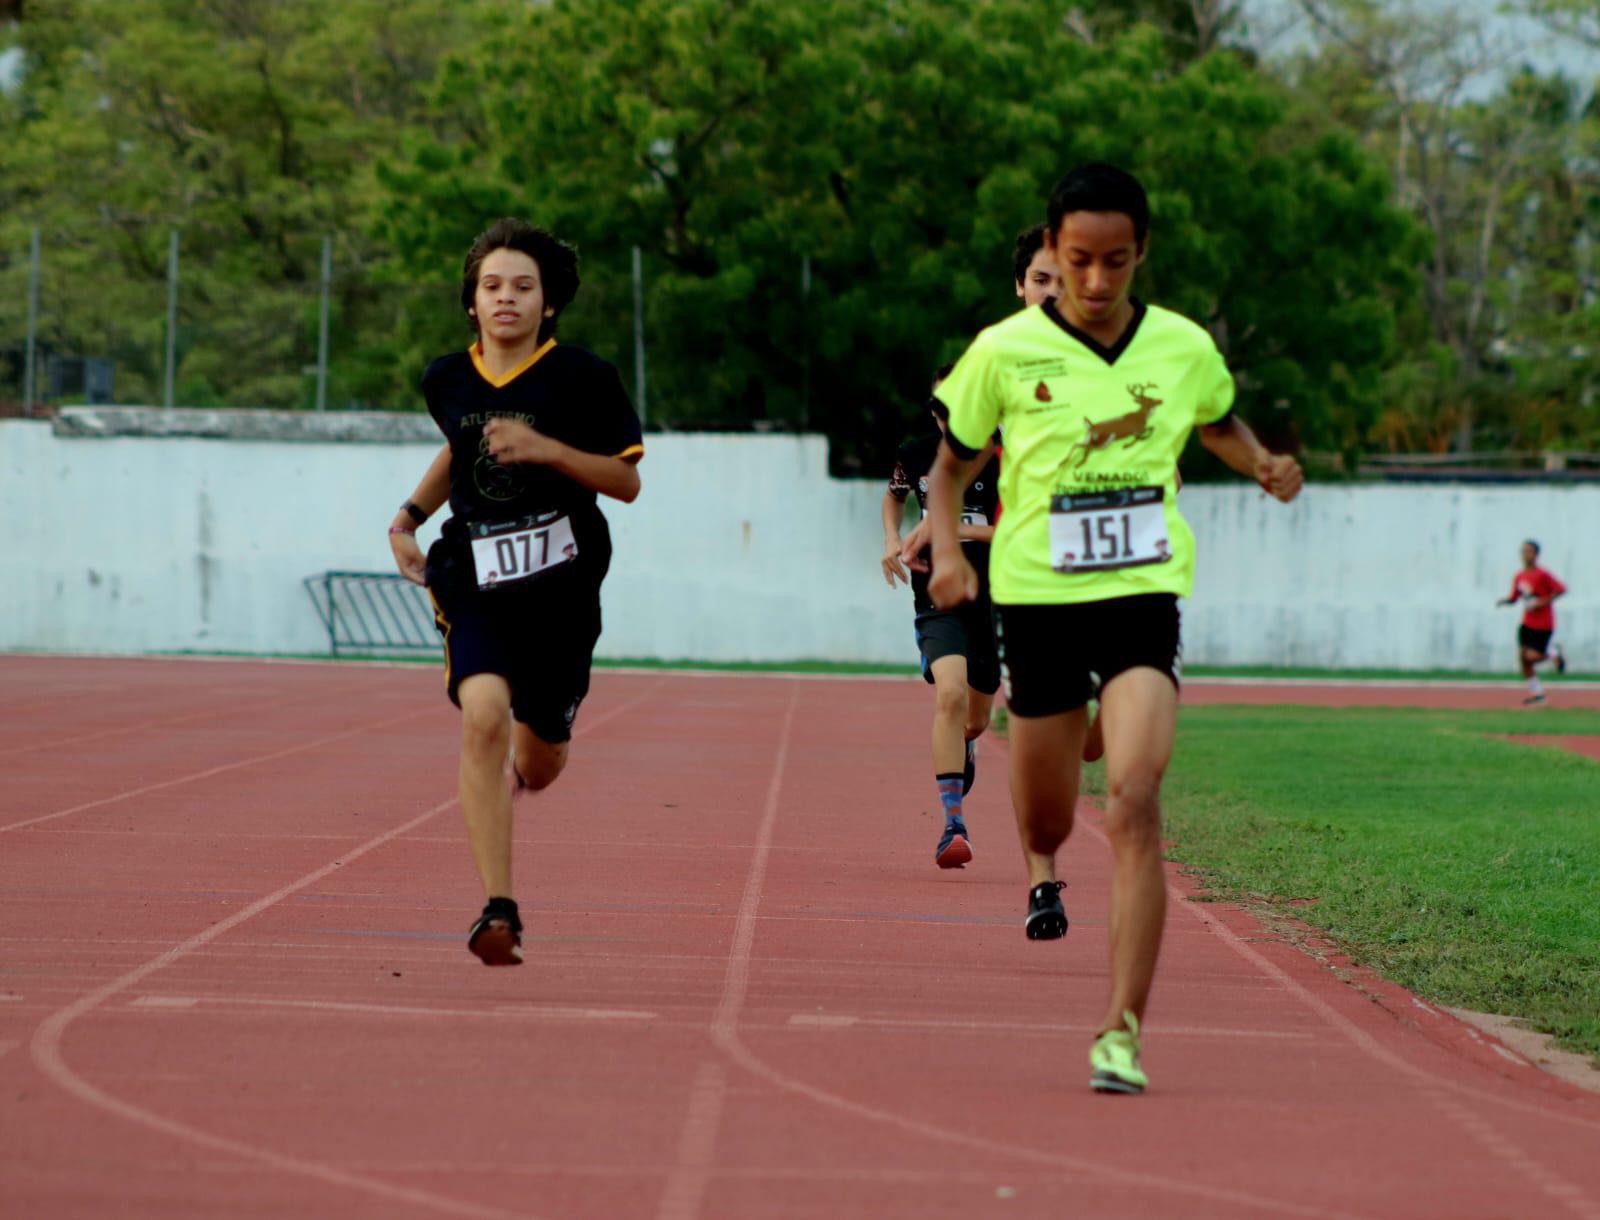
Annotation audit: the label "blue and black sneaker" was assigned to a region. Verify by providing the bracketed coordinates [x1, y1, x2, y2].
[1025, 880, 1068, 940]
[962, 738, 978, 796]
[935, 816, 973, 869]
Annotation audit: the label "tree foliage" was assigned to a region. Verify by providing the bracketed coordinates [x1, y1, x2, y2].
[376, 0, 1419, 470]
[1284, 0, 1600, 453]
[0, 0, 492, 407]
[4, 0, 1589, 465]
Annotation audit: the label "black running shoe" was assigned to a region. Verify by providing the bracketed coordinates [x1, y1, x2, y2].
[935, 816, 973, 869]
[1025, 880, 1068, 940]
[468, 897, 524, 966]
[962, 738, 978, 797]
[1552, 644, 1567, 675]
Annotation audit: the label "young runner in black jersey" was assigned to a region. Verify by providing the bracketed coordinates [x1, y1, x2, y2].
[1014, 223, 1064, 308]
[388, 218, 643, 967]
[882, 367, 1001, 868]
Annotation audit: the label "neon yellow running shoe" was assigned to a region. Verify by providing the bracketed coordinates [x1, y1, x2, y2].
[1090, 1011, 1147, 1095]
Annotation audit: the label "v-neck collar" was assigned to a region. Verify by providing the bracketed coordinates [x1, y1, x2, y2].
[469, 337, 556, 388]
[1042, 298, 1147, 366]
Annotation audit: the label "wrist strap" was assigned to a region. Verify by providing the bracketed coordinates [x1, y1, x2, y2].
[388, 525, 416, 537]
[401, 499, 429, 525]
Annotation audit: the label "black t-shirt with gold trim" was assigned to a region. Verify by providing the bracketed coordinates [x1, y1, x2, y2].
[888, 432, 1000, 614]
[423, 339, 644, 594]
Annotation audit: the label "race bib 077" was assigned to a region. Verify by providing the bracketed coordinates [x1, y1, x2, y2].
[1048, 485, 1170, 573]
[468, 512, 578, 590]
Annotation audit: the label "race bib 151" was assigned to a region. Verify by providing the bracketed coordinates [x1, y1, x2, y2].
[1048, 485, 1170, 573]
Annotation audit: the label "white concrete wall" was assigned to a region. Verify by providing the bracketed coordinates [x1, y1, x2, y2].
[1183, 482, 1596, 671]
[1, 418, 1593, 668]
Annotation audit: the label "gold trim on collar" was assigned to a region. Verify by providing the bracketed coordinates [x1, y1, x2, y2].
[469, 337, 557, 388]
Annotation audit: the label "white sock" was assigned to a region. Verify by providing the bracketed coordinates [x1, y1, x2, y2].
[1528, 676, 1544, 696]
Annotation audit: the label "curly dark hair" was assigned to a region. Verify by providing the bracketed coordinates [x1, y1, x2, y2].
[460, 218, 580, 341]
[1012, 224, 1048, 286]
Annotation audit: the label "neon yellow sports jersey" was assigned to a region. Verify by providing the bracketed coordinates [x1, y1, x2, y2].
[941, 300, 1234, 605]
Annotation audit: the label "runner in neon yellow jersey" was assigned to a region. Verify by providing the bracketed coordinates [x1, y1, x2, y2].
[926, 164, 1303, 1094]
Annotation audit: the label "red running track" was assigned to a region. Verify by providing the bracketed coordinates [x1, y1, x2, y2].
[2, 655, 1598, 1220]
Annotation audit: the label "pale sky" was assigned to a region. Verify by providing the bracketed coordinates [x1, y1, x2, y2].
[1238, 0, 1600, 100]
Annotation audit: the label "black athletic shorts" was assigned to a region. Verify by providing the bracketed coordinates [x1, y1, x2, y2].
[914, 600, 1001, 696]
[426, 552, 601, 745]
[1518, 626, 1553, 655]
[995, 594, 1180, 718]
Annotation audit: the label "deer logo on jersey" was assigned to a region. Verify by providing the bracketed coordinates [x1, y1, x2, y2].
[1060, 383, 1161, 471]
[1035, 381, 1053, 402]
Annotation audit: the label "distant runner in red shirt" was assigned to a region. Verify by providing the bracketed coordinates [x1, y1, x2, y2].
[1497, 539, 1567, 705]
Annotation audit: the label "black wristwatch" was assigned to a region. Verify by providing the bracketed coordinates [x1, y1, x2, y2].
[400, 500, 428, 526]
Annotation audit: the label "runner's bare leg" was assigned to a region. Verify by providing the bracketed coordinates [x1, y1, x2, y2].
[964, 689, 994, 743]
[928, 654, 972, 774]
[1097, 667, 1177, 1031]
[458, 674, 516, 899]
[1007, 708, 1088, 887]
[511, 722, 568, 790]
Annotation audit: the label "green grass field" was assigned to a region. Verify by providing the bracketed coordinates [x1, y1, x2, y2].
[1131, 706, 1600, 1066]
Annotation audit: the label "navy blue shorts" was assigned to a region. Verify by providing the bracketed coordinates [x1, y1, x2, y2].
[914, 600, 1001, 696]
[427, 547, 601, 745]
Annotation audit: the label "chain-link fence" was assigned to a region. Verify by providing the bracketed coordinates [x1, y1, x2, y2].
[0, 225, 833, 435]
[0, 225, 479, 416]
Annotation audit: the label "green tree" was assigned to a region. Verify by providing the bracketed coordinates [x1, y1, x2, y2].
[1522, 0, 1600, 47]
[1, 0, 489, 408]
[1281, 0, 1600, 455]
[377, 0, 1419, 471]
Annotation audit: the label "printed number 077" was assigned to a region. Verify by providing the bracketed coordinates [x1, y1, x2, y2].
[495, 530, 551, 574]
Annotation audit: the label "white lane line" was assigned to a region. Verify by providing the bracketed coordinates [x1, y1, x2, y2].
[124, 995, 657, 1022]
[787, 1014, 859, 1028]
[655, 1060, 730, 1220]
[1077, 814, 1600, 1218]
[0, 705, 437, 835]
[782, 1013, 1313, 1039]
[25, 682, 662, 1220]
[31, 798, 531, 1220]
[0, 686, 373, 760]
[701, 682, 1352, 1219]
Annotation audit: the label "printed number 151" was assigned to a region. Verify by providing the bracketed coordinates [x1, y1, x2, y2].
[1080, 514, 1130, 562]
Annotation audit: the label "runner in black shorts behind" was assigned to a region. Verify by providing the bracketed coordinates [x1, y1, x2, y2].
[881, 366, 1001, 868]
[388, 218, 644, 966]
